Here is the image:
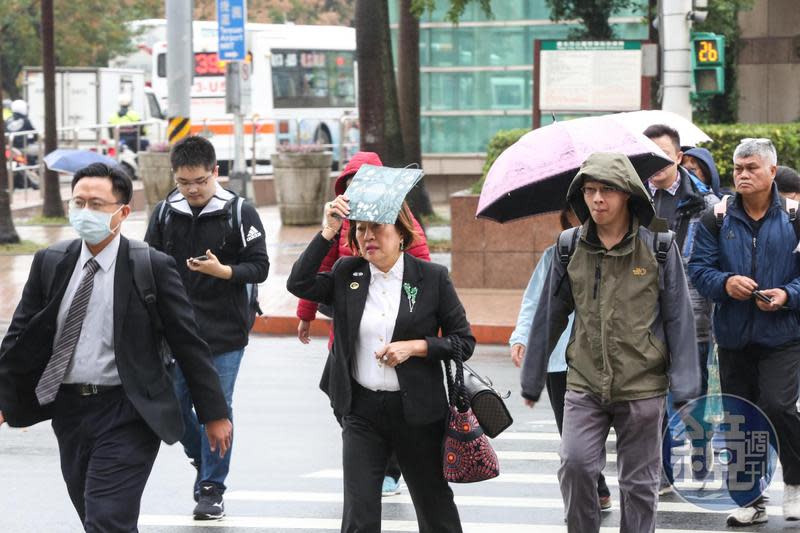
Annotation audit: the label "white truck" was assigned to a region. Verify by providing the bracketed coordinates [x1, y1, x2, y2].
[22, 66, 163, 143]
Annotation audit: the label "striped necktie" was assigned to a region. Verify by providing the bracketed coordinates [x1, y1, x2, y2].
[35, 258, 101, 405]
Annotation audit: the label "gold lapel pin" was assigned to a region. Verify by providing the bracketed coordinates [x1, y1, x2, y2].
[350, 282, 360, 290]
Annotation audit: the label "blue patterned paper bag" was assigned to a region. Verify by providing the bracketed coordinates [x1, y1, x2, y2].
[344, 164, 424, 224]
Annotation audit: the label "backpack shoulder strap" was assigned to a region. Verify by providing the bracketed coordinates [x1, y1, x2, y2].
[128, 240, 162, 333]
[653, 230, 675, 265]
[557, 227, 581, 267]
[156, 199, 170, 230]
[230, 196, 246, 247]
[553, 227, 581, 297]
[782, 196, 800, 242]
[713, 194, 731, 228]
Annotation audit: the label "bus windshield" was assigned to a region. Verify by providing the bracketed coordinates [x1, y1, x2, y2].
[270, 49, 355, 109]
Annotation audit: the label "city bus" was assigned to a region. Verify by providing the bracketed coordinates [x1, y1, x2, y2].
[116, 20, 357, 170]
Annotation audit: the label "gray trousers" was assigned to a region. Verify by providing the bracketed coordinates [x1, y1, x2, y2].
[559, 390, 665, 533]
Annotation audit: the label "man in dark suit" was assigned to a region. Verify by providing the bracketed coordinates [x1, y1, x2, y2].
[0, 163, 232, 532]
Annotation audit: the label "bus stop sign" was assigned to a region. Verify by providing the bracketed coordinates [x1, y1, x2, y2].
[217, 0, 246, 61]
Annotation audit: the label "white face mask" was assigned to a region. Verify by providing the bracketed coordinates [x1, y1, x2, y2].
[69, 205, 122, 245]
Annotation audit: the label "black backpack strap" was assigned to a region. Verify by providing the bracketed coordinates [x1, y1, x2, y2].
[652, 230, 675, 290]
[128, 240, 161, 330]
[557, 227, 581, 267]
[653, 230, 674, 265]
[554, 227, 580, 297]
[128, 240, 173, 367]
[782, 197, 800, 243]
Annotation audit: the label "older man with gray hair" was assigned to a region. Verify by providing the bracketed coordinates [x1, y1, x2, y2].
[690, 138, 800, 526]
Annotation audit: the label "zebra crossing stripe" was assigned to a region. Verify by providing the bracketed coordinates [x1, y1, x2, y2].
[137, 514, 752, 532]
[497, 450, 617, 462]
[302, 469, 785, 490]
[221, 490, 783, 515]
[496, 431, 616, 442]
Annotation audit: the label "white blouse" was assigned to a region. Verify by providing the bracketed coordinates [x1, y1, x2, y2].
[352, 256, 404, 391]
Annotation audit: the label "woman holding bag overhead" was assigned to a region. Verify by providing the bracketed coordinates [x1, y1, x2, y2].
[287, 192, 475, 533]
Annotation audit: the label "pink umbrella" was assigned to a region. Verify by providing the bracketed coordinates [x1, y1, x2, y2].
[477, 115, 673, 223]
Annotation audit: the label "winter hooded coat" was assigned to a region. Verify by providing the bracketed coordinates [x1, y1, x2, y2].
[295, 152, 431, 329]
[683, 147, 721, 196]
[520, 152, 701, 404]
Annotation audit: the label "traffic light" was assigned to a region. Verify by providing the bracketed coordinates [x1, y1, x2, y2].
[691, 32, 725, 96]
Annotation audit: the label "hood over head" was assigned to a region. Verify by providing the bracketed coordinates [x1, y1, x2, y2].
[335, 151, 383, 195]
[567, 152, 656, 227]
[683, 147, 721, 195]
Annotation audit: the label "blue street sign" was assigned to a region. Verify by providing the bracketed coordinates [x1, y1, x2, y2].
[217, 0, 246, 61]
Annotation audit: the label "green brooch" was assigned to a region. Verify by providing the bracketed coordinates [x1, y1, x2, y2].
[403, 282, 418, 313]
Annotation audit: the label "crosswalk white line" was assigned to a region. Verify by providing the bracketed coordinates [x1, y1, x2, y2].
[138, 514, 734, 532]
[496, 450, 617, 462]
[497, 431, 617, 442]
[222, 490, 783, 515]
[303, 469, 785, 491]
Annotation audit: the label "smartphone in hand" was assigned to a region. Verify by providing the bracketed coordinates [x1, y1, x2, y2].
[752, 290, 773, 304]
[189, 255, 209, 262]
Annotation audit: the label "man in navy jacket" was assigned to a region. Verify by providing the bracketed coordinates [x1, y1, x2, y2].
[689, 138, 800, 527]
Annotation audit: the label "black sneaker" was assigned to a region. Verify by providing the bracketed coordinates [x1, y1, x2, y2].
[193, 483, 225, 520]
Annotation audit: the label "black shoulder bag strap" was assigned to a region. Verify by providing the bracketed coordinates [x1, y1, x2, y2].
[443, 336, 468, 410]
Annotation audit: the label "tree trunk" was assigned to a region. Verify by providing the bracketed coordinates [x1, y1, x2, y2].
[397, 0, 433, 220]
[0, 56, 21, 244]
[355, 0, 404, 167]
[41, 0, 64, 218]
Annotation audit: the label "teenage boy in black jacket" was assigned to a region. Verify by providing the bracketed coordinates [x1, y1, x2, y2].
[145, 135, 269, 520]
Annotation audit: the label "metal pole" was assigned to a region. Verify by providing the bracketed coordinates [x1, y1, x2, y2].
[659, 0, 693, 120]
[41, 0, 64, 217]
[166, 0, 193, 145]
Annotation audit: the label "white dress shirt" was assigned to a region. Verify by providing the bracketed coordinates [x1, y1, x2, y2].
[352, 256, 404, 391]
[58, 235, 121, 385]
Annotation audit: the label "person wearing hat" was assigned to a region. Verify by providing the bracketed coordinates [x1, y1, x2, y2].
[295, 151, 430, 497]
[108, 94, 147, 152]
[5, 99, 38, 154]
[287, 189, 474, 533]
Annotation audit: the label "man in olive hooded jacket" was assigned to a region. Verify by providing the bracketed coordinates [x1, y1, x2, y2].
[521, 152, 701, 533]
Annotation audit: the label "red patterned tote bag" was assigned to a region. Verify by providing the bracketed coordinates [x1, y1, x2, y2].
[442, 336, 500, 483]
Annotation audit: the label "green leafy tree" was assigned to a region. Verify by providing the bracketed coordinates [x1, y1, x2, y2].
[0, 0, 161, 97]
[691, 0, 754, 123]
[545, 0, 643, 39]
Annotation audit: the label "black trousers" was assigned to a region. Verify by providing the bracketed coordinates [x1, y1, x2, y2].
[341, 383, 462, 533]
[718, 342, 800, 484]
[51, 386, 161, 532]
[546, 371, 611, 498]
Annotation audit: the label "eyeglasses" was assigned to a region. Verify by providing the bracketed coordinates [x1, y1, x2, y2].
[581, 185, 621, 197]
[175, 174, 213, 188]
[739, 138, 774, 146]
[69, 198, 123, 211]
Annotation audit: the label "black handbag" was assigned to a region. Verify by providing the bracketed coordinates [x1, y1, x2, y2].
[462, 362, 513, 438]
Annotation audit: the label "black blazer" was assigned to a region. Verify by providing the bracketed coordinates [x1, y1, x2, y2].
[0, 237, 229, 444]
[287, 232, 476, 426]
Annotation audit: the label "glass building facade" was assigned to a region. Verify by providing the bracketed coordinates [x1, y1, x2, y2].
[389, 2, 649, 154]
